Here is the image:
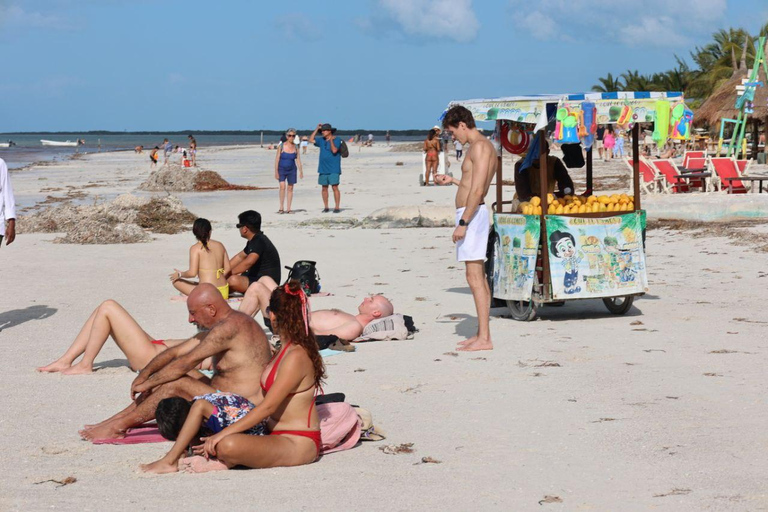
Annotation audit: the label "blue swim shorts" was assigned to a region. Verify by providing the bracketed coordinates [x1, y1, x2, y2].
[279, 167, 297, 185]
[318, 173, 340, 186]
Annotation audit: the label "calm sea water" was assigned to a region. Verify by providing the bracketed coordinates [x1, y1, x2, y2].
[0, 132, 423, 170]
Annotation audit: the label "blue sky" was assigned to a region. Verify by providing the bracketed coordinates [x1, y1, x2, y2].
[0, 0, 765, 131]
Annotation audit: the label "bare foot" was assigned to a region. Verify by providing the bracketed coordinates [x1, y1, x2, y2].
[457, 338, 493, 352]
[61, 362, 94, 375]
[456, 336, 477, 348]
[80, 423, 125, 441]
[178, 456, 228, 473]
[36, 360, 72, 373]
[140, 459, 179, 474]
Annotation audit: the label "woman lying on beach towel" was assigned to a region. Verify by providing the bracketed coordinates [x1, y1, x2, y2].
[36, 300, 211, 375]
[170, 218, 231, 300]
[155, 280, 326, 473]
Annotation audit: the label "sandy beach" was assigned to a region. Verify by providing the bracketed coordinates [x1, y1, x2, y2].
[2, 144, 768, 510]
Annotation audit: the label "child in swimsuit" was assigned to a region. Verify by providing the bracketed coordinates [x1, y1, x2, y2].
[140, 392, 266, 474]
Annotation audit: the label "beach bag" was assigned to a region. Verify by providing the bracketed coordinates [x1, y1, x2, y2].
[284, 260, 321, 295]
[318, 402, 362, 454]
[339, 140, 349, 158]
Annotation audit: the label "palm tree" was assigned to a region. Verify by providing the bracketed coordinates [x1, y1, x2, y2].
[592, 73, 624, 93]
[651, 56, 697, 92]
[688, 28, 755, 98]
[620, 70, 657, 91]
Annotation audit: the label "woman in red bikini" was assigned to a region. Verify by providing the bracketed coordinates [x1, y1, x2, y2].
[423, 128, 441, 186]
[193, 279, 325, 469]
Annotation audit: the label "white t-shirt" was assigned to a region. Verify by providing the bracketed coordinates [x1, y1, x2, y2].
[454, 141, 462, 150]
[0, 158, 16, 237]
[368, 134, 373, 141]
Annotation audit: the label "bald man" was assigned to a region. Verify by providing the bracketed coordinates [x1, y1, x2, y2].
[240, 278, 394, 341]
[80, 284, 271, 441]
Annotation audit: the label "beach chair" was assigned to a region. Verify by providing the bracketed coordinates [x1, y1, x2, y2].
[651, 158, 691, 193]
[682, 150, 706, 169]
[735, 159, 753, 175]
[683, 157, 707, 189]
[709, 157, 749, 194]
[626, 157, 664, 193]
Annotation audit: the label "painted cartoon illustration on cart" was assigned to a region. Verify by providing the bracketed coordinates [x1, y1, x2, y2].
[545, 212, 647, 300]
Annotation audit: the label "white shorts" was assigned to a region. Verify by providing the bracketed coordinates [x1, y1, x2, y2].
[456, 205, 490, 262]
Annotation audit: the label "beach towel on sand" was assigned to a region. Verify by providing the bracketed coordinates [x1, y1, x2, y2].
[92, 425, 168, 445]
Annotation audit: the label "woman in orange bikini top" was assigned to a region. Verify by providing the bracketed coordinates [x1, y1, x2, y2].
[196, 280, 326, 469]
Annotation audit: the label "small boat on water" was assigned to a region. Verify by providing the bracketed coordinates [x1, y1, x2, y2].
[41, 139, 83, 147]
[0, 141, 15, 148]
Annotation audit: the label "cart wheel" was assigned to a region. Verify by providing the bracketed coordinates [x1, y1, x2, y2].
[419, 174, 425, 186]
[507, 299, 537, 321]
[602, 295, 634, 315]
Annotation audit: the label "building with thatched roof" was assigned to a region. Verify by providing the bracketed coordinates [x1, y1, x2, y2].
[693, 38, 767, 158]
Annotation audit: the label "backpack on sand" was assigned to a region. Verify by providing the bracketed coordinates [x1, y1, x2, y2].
[317, 402, 361, 454]
[339, 140, 349, 158]
[284, 260, 321, 295]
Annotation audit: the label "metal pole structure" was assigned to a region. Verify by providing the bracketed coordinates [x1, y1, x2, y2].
[632, 123, 641, 210]
[260, 132, 263, 148]
[538, 130, 550, 299]
[496, 120, 503, 213]
[585, 148, 593, 194]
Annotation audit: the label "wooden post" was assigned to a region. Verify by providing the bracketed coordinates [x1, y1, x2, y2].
[586, 147, 593, 194]
[496, 120, 503, 213]
[632, 123, 641, 210]
[538, 130, 550, 300]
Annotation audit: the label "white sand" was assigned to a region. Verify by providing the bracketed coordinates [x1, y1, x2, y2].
[2, 144, 767, 510]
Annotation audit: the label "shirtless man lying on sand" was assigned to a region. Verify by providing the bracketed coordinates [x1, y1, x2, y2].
[38, 300, 212, 375]
[239, 277, 393, 341]
[80, 284, 271, 441]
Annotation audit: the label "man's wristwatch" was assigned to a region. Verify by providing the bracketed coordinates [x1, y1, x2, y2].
[459, 219, 467, 227]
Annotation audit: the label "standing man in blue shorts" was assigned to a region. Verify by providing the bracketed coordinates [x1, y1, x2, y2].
[309, 123, 342, 213]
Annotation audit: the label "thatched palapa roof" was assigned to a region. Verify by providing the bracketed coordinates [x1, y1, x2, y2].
[694, 38, 768, 129]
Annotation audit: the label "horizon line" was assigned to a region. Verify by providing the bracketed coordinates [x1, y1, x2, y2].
[0, 129, 430, 135]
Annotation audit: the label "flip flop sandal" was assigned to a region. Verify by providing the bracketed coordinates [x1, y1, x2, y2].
[277, 210, 285, 214]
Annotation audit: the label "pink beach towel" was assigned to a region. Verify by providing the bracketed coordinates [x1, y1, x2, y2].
[92, 426, 168, 445]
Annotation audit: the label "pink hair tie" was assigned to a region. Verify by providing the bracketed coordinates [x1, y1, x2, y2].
[284, 284, 311, 335]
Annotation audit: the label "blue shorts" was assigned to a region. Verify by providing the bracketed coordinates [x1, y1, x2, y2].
[279, 167, 297, 185]
[318, 173, 340, 186]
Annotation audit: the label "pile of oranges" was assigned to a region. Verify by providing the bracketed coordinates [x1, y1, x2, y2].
[518, 194, 635, 215]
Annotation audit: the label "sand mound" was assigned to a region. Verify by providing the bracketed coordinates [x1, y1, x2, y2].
[17, 194, 196, 244]
[390, 142, 424, 153]
[138, 164, 260, 192]
[361, 205, 455, 228]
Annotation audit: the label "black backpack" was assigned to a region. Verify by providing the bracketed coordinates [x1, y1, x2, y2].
[284, 260, 321, 295]
[339, 140, 349, 158]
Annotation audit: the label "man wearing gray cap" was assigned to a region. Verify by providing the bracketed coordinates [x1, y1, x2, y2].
[309, 123, 342, 213]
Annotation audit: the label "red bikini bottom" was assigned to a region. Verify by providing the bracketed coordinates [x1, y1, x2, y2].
[270, 430, 321, 456]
